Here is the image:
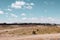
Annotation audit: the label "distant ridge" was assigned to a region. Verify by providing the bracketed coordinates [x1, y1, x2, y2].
[0, 23, 58, 26]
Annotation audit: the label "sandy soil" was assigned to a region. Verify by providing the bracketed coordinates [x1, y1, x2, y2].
[0, 28, 20, 33]
[0, 33, 60, 40]
[0, 28, 60, 40]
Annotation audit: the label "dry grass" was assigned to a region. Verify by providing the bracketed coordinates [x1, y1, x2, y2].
[0, 25, 18, 30]
[0, 25, 60, 35]
[0, 25, 60, 40]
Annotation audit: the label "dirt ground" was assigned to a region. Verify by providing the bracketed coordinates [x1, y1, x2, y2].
[0, 33, 60, 40]
[0, 25, 60, 40]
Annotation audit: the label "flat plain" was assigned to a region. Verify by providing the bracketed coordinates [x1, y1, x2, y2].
[0, 25, 60, 40]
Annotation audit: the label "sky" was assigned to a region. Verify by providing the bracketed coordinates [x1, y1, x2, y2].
[0, 0, 60, 24]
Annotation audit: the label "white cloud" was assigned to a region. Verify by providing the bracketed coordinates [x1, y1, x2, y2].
[4, 8, 12, 11]
[19, 17, 57, 23]
[10, 1, 34, 9]
[26, 6, 32, 9]
[21, 13, 26, 16]
[4, 16, 60, 24]
[7, 8, 12, 11]
[30, 3, 34, 5]
[22, 17, 27, 20]
[48, 17, 55, 21]
[11, 1, 25, 9]
[0, 10, 4, 14]
[39, 17, 55, 23]
[26, 3, 34, 6]
[16, 1, 25, 5]
[11, 13, 17, 17]
[25, 3, 34, 9]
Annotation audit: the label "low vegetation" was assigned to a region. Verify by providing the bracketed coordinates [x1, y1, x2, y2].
[0, 25, 60, 35]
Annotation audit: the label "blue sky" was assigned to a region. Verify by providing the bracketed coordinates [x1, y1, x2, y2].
[0, 0, 60, 24]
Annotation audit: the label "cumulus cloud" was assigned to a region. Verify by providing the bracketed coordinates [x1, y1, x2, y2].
[25, 3, 34, 9]
[11, 1, 25, 9]
[11, 1, 34, 9]
[0, 10, 4, 14]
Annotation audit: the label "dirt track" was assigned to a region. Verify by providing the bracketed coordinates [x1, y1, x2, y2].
[0, 33, 60, 40]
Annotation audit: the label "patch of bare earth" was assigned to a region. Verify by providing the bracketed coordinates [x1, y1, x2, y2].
[0, 33, 60, 40]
